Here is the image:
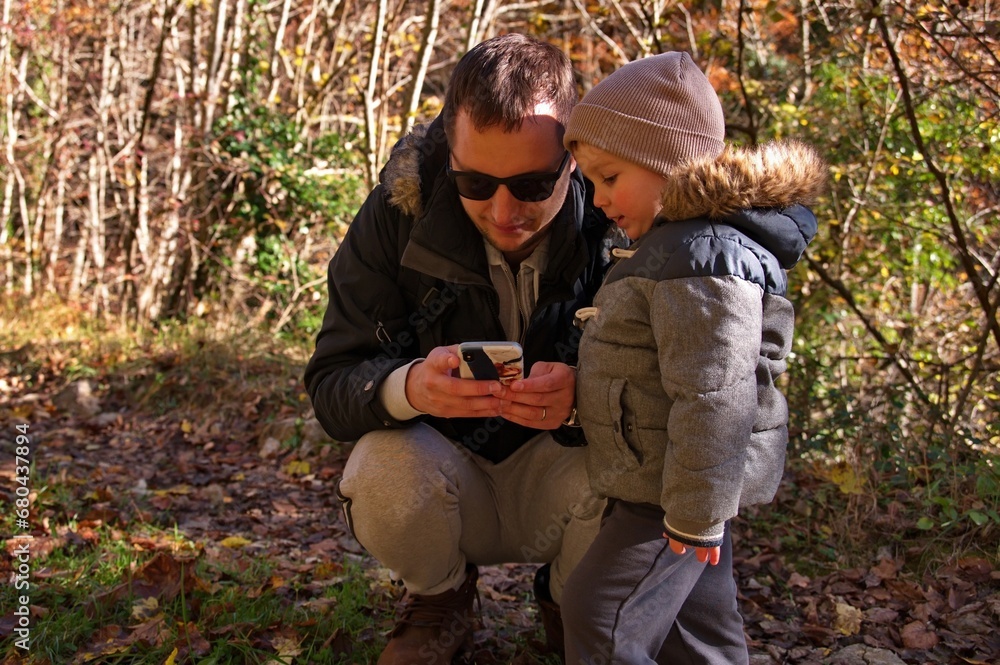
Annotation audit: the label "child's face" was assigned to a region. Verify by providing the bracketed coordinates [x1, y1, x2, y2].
[572, 143, 665, 240]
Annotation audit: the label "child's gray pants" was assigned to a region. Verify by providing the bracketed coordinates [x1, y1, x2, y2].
[563, 500, 749, 665]
[335, 422, 604, 602]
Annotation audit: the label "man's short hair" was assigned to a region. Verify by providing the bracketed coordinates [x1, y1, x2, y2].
[443, 34, 576, 143]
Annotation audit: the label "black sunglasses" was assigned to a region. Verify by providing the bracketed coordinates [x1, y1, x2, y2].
[446, 151, 571, 202]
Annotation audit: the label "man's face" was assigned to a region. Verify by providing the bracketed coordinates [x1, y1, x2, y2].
[449, 105, 575, 263]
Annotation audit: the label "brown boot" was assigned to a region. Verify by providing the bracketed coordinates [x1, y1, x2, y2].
[378, 564, 479, 665]
[533, 564, 565, 663]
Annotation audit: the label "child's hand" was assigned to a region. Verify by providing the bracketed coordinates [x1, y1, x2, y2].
[663, 533, 721, 566]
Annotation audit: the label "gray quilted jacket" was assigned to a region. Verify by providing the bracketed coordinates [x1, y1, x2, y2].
[576, 141, 826, 547]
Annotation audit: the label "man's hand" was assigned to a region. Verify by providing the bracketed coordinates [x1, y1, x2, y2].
[497, 361, 575, 429]
[405, 345, 503, 418]
[664, 534, 721, 566]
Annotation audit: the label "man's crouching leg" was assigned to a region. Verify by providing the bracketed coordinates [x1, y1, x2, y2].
[336, 423, 487, 664]
[500, 435, 605, 662]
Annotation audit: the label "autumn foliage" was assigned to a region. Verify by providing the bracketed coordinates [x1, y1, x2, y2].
[1, 0, 998, 662]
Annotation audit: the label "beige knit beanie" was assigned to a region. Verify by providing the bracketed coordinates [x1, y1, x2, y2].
[564, 52, 725, 176]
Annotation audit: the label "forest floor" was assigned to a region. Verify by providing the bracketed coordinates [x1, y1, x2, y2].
[1, 314, 998, 664]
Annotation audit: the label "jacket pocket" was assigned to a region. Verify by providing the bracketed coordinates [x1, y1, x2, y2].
[608, 378, 642, 468]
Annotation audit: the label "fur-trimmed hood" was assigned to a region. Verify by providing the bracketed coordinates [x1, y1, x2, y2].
[658, 140, 826, 222]
[379, 122, 442, 219]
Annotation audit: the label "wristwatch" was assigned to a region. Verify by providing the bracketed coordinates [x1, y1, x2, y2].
[562, 405, 580, 427]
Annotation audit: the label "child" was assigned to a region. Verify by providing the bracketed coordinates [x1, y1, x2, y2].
[560, 51, 826, 663]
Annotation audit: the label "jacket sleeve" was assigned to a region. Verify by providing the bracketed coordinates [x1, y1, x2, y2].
[651, 265, 764, 548]
[304, 186, 422, 441]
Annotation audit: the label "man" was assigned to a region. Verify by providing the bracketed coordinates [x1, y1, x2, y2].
[305, 33, 620, 663]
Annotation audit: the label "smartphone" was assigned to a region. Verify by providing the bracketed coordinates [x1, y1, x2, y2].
[458, 342, 524, 385]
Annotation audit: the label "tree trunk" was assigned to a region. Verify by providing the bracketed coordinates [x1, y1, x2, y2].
[403, 0, 442, 136]
[363, 0, 388, 186]
[268, 0, 294, 105]
[45, 166, 67, 292]
[0, 0, 11, 294]
[0, 177, 13, 295]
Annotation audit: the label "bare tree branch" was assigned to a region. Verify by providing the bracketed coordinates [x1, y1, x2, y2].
[874, 6, 1000, 353]
[806, 254, 934, 410]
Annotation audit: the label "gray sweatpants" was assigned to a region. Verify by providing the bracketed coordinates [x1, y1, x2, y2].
[336, 422, 604, 602]
[562, 501, 749, 665]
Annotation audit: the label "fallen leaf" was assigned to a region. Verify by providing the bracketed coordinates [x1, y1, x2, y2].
[948, 584, 971, 610]
[759, 619, 796, 635]
[129, 614, 169, 647]
[70, 625, 130, 664]
[259, 437, 282, 458]
[220, 536, 252, 548]
[284, 460, 310, 476]
[129, 534, 186, 551]
[149, 494, 173, 510]
[272, 499, 299, 516]
[900, 620, 940, 649]
[312, 561, 345, 580]
[299, 597, 338, 614]
[800, 623, 836, 645]
[957, 557, 994, 583]
[174, 622, 211, 658]
[864, 607, 899, 624]
[788, 572, 810, 588]
[834, 602, 863, 635]
[873, 558, 898, 576]
[271, 632, 303, 659]
[866, 557, 898, 587]
[829, 461, 865, 495]
[131, 597, 160, 621]
[88, 551, 202, 617]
